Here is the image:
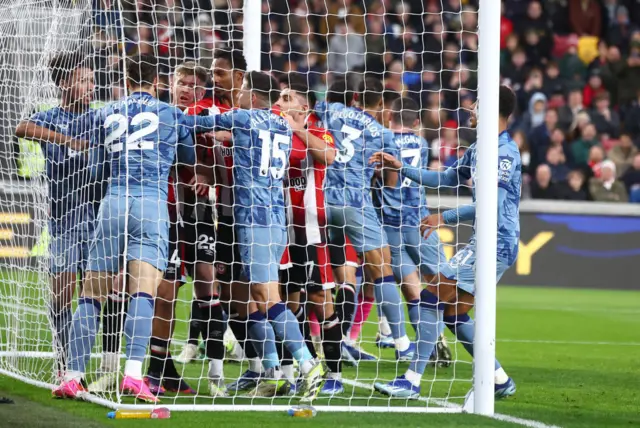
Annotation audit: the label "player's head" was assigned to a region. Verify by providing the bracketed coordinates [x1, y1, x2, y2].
[354, 75, 384, 111]
[389, 97, 420, 130]
[211, 48, 246, 104]
[381, 90, 401, 127]
[277, 72, 307, 90]
[126, 55, 158, 92]
[238, 70, 279, 109]
[276, 81, 316, 116]
[49, 51, 94, 110]
[326, 78, 354, 106]
[499, 85, 517, 121]
[172, 61, 209, 110]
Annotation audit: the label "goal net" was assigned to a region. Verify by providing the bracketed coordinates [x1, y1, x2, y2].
[0, 0, 500, 415]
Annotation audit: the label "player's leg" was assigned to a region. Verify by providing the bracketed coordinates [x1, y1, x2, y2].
[329, 233, 358, 339]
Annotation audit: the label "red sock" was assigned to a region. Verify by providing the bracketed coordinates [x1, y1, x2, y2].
[309, 310, 321, 337]
[349, 296, 374, 341]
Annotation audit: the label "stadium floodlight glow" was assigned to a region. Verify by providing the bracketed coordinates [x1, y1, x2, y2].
[0, 0, 502, 418]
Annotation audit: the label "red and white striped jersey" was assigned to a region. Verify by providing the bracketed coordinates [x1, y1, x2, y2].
[285, 113, 335, 246]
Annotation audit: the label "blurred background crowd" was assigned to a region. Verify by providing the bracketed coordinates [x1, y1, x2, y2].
[91, 0, 640, 203]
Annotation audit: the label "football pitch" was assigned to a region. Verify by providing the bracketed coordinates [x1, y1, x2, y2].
[1, 284, 639, 428]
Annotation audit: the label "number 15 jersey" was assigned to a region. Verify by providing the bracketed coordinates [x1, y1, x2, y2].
[315, 102, 397, 209]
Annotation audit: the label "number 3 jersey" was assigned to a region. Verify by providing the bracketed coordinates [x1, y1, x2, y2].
[93, 91, 196, 199]
[373, 132, 430, 227]
[213, 108, 292, 228]
[314, 101, 397, 209]
[286, 113, 335, 245]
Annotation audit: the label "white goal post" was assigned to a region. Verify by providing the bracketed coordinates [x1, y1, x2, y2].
[0, 0, 502, 417]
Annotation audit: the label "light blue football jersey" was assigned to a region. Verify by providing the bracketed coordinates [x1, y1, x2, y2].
[315, 102, 398, 208]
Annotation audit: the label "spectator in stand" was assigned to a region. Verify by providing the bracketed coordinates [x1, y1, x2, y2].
[422, 20, 445, 69]
[624, 89, 640, 144]
[543, 61, 564, 97]
[422, 91, 445, 143]
[572, 123, 600, 168]
[569, 0, 602, 38]
[618, 33, 640, 106]
[529, 108, 559, 169]
[571, 110, 592, 139]
[523, 28, 549, 68]
[520, 92, 547, 136]
[502, 47, 528, 90]
[583, 70, 606, 108]
[384, 60, 405, 93]
[621, 153, 640, 202]
[531, 164, 559, 199]
[607, 5, 637, 55]
[587, 145, 606, 179]
[588, 40, 610, 74]
[500, 1, 513, 49]
[431, 120, 467, 162]
[608, 133, 638, 176]
[455, 92, 475, 127]
[516, 67, 544, 116]
[327, 21, 365, 74]
[546, 145, 571, 182]
[513, 129, 532, 177]
[590, 92, 621, 139]
[558, 39, 587, 87]
[589, 160, 628, 202]
[550, 127, 574, 165]
[558, 88, 585, 133]
[519, 0, 552, 60]
[500, 33, 520, 71]
[364, 14, 386, 74]
[558, 170, 589, 201]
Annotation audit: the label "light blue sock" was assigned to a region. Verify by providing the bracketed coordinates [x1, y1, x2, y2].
[124, 293, 154, 363]
[354, 266, 363, 297]
[407, 299, 420, 334]
[409, 291, 442, 376]
[247, 311, 279, 370]
[444, 313, 502, 370]
[267, 302, 313, 363]
[373, 276, 406, 339]
[67, 298, 101, 374]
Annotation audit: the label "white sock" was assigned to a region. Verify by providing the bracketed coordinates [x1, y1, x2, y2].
[404, 369, 422, 387]
[394, 335, 411, 352]
[379, 315, 392, 336]
[281, 364, 296, 384]
[123, 360, 143, 380]
[343, 335, 355, 346]
[327, 371, 342, 380]
[208, 359, 224, 378]
[248, 357, 263, 374]
[101, 352, 120, 373]
[64, 370, 83, 383]
[494, 367, 509, 385]
[300, 359, 314, 375]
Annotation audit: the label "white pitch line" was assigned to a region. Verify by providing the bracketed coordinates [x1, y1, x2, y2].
[499, 339, 640, 346]
[0, 300, 47, 316]
[342, 378, 561, 428]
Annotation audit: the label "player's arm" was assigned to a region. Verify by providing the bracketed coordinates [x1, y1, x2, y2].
[380, 130, 399, 188]
[15, 118, 87, 152]
[285, 113, 336, 165]
[180, 110, 238, 137]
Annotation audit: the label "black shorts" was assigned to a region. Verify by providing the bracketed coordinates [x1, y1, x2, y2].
[164, 220, 183, 281]
[214, 216, 242, 283]
[327, 228, 359, 269]
[180, 202, 216, 276]
[286, 243, 336, 294]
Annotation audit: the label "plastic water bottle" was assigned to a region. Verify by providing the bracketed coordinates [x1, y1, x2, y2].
[287, 405, 317, 418]
[107, 408, 171, 419]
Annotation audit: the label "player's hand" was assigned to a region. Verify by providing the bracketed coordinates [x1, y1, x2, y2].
[283, 112, 304, 131]
[213, 130, 232, 142]
[67, 138, 88, 152]
[112, 270, 126, 294]
[420, 213, 444, 239]
[369, 152, 402, 170]
[189, 174, 211, 196]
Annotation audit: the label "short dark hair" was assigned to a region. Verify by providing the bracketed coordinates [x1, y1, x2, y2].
[245, 71, 279, 106]
[126, 55, 158, 87]
[356, 76, 384, 108]
[288, 81, 317, 107]
[499, 85, 516, 119]
[213, 48, 247, 72]
[383, 90, 401, 107]
[326, 78, 354, 105]
[278, 72, 307, 89]
[175, 61, 209, 85]
[390, 97, 420, 126]
[49, 50, 92, 87]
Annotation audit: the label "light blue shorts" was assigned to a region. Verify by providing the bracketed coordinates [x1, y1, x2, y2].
[384, 224, 454, 281]
[50, 228, 90, 274]
[446, 245, 511, 296]
[87, 194, 169, 273]
[236, 225, 286, 284]
[327, 205, 387, 254]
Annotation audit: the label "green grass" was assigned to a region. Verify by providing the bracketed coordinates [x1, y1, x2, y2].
[1, 284, 639, 427]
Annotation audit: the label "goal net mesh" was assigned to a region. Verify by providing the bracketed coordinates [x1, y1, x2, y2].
[0, 0, 480, 412]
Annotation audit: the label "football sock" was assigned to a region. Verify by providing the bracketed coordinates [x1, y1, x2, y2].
[295, 305, 317, 359]
[188, 299, 201, 346]
[247, 311, 279, 370]
[101, 292, 128, 372]
[66, 297, 101, 377]
[443, 313, 504, 375]
[148, 337, 179, 378]
[308, 310, 321, 337]
[374, 276, 408, 345]
[123, 293, 154, 379]
[267, 302, 313, 365]
[408, 290, 442, 378]
[349, 295, 374, 342]
[407, 299, 420, 334]
[336, 283, 356, 336]
[50, 303, 71, 370]
[197, 295, 226, 361]
[321, 313, 342, 374]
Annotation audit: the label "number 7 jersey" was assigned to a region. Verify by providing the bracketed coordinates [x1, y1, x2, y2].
[315, 102, 397, 208]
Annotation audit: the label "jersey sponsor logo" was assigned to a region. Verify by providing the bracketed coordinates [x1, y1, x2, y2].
[216, 263, 227, 275]
[498, 156, 513, 183]
[286, 176, 307, 191]
[220, 146, 233, 158]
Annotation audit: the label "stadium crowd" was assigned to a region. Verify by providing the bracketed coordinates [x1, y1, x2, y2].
[90, 0, 640, 203]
